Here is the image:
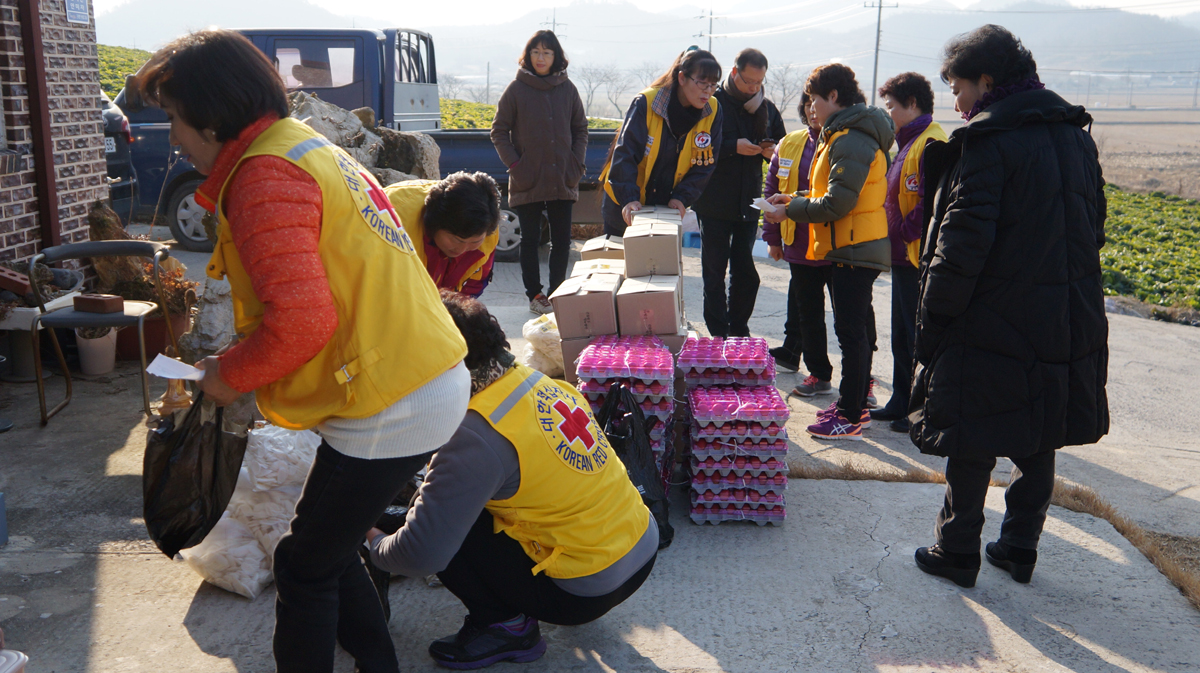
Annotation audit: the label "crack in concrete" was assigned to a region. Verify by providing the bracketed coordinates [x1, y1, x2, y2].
[844, 481, 893, 654]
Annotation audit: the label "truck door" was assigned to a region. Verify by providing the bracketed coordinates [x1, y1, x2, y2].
[269, 36, 365, 112]
[392, 31, 440, 130]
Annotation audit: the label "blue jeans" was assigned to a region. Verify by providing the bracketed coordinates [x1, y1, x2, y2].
[272, 442, 432, 673]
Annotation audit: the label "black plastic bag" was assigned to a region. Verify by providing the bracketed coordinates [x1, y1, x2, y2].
[143, 393, 249, 558]
[596, 382, 674, 549]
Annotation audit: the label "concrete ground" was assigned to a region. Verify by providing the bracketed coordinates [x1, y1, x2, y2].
[1, 233, 1198, 671]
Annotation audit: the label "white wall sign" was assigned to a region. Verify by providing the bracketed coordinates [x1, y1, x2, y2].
[65, 0, 90, 24]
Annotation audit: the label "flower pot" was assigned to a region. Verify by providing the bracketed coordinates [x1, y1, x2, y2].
[76, 328, 118, 376]
[116, 314, 192, 362]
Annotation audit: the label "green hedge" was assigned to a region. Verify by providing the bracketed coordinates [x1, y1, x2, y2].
[1103, 186, 1200, 309]
[99, 44, 152, 98]
[440, 98, 620, 130]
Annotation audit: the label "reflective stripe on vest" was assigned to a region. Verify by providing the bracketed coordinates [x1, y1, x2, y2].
[384, 180, 499, 291]
[469, 364, 650, 579]
[896, 122, 948, 268]
[206, 118, 467, 430]
[774, 128, 810, 247]
[806, 128, 889, 262]
[598, 87, 719, 205]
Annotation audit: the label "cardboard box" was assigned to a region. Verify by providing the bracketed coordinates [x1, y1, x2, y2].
[559, 336, 598, 384]
[623, 222, 681, 278]
[570, 258, 626, 280]
[616, 275, 685, 336]
[549, 273, 622, 340]
[580, 235, 624, 261]
[631, 206, 682, 224]
[659, 328, 696, 355]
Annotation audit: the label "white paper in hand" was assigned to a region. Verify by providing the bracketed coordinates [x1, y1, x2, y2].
[751, 198, 778, 214]
[146, 353, 205, 381]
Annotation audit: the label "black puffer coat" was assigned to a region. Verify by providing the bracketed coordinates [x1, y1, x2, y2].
[909, 89, 1109, 459]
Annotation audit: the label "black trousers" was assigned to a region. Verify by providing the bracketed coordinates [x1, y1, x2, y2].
[936, 451, 1057, 554]
[273, 442, 432, 673]
[883, 264, 920, 415]
[699, 215, 761, 338]
[784, 263, 834, 381]
[830, 265, 880, 422]
[512, 200, 574, 301]
[438, 511, 656, 628]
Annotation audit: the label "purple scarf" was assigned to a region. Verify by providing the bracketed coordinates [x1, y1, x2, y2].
[963, 77, 1045, 121]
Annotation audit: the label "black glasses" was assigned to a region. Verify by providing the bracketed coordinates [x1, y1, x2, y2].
[688, 76, 718, 93]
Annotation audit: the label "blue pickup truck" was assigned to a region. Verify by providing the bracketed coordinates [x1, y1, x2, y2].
[115, 27, 614, 258]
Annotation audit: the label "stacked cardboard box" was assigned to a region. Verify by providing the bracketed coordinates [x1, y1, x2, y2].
[618, 209, 688, 352]
[679, 336, 789, 526]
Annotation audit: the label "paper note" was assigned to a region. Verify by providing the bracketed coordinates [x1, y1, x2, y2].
[146, 353, 205, 381]
[750, 198, 778, 214]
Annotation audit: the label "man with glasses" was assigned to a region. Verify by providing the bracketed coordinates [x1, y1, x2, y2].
[693, 48, 787, 338]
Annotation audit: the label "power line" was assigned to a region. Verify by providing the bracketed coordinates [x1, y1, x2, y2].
[709, 5, 871, 37]
[540, 7, 566, 36]
[866, 0, 899, 106]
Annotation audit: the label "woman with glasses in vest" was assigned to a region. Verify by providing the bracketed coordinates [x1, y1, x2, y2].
[141, 30, 471, 673]
[762, 91, 835, 396]
[764, 64, 895, 441]
[869, 73, 947, 434]
[491, 30, 589, 315]
[366, 290, 657, 669]
[599, 48, 724, 235]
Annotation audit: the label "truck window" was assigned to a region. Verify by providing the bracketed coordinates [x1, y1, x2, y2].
[396, 32, 431, 84]
[276, 39, 359, 89]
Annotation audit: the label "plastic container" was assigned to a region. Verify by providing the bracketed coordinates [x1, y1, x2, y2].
[690, 503, 786, 526]
[577, 337, 675, 383]
[691, 420, 787, 441]
[689, 455, 788, 476]
[0, 650, 28, 673]
[678, 336, 772, 373]
[689, 385, 789, 425]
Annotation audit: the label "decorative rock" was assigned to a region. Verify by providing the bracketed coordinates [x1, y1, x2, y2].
[178, 278, 234, 365]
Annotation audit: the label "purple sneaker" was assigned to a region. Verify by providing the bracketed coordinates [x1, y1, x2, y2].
[817, 401, 871, 427]
[429, 615, 547, 669]
[807, 412, 863, 440]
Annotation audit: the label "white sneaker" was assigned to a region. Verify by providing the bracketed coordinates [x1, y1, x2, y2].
[529, 294, 552, 315]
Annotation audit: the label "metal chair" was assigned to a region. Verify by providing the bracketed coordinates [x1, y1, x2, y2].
[29, 240, 175, 425]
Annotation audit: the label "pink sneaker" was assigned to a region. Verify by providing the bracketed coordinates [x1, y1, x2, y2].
[807, 413, 863, 440]
[817, 401, 871, 427]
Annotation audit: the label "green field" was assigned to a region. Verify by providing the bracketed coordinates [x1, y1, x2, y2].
[1103, 186, 1200, 309]
[439, 98, 620, 130]
[99, 44, 152, 98]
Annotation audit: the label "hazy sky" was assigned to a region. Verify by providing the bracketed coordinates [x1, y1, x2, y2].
[91, 0, 1199, 27]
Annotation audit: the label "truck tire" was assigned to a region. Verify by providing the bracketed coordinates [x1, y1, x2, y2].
[494, 209, 550, 264]
[165, 178, 214, 253]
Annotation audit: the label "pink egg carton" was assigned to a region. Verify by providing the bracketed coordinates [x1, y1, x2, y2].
[678, 336, 772, 373]
[690, 419, 787, 441]
[690, 438, 788, 460]
[689, 385, 789, 424]
[690, 454, 787, 476]
[576, 338, 674, 384]
[690, 503, 786, 526]
[691, 488, 785, 506]
[693, 471, 788, 491]
[577, 378, 674, 403]
[684, 358, 776, 387]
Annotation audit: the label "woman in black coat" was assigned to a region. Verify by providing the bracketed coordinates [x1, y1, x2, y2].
[910, 25, 1109, 588]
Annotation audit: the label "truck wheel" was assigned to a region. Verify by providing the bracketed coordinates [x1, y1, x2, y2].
[494, 210, 521, 263]
[165, 178, 214, 253]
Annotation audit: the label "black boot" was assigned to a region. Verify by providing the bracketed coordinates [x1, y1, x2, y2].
[429, 615, 547, 669]
[915, 544, 981, 588]
[769, 346, 800, 372]
[985, 541, 1037, 583]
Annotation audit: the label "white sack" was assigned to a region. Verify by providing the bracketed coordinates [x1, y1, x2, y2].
[244, 425, 321, 492]
[180, 512, 273, 600]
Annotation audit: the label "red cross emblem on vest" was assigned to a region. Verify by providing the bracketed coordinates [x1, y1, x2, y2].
[360, 171, 402, 229]
[553, 400, 595, 451]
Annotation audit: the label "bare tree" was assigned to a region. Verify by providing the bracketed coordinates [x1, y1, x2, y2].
[466, 84, 491, 104]
[603, 66, 633, 117]
[438, 72, 465, 101]
[766, 63, 806, 118]
[632, 60, 662, 88]
[575, 66, 609, 116]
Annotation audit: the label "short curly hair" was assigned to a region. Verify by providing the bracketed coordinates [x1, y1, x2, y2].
[940, 24, 1038, 88]
[439, 289, 510, 371]
[423, 171, 501, 240]
[805, 64, 866, 107]
[879, 72, 935, 115]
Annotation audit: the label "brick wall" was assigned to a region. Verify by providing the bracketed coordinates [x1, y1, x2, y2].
[0, 0, 106, 264]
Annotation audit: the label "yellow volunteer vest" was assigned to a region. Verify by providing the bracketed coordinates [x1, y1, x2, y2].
[469, 364, 650, 579]
[206, 118, 467, 430]
[384, 180, 500, 292]
[773, 128, 810, 247]
[896, 122, 948, 268]
[599, 86, 719, 205]
[806, 128, 889, 262]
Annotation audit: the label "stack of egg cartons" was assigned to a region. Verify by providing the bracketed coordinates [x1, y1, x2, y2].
[680, 337, 789, 526]
[574, 335, 676, 465]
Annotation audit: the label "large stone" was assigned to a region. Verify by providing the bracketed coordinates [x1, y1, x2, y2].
[375, 127, 441, 180]
[370, 167, 421, 187]
[178, 277, 234, 364]
[288, 91, 366, 149]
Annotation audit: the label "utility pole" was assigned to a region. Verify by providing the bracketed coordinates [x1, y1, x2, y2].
[1193, 63, 1199, 108]
[486, 62, 490, 105]
[695, 7, 716, 51]
[541, 8, 566, 35]
[1085, 74, 1091, 106]
[1127, 70, 1134, 108]
[865, 1, 898, 106]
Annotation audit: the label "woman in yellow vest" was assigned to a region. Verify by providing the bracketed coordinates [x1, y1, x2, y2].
[384, 173, 502, 297]
[598, 48, 724, 234]
[764, 64, 895, 441]
[140, 31, 470, 673]
[869, 72, 948, 434]
[366, 291, 656, 669]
